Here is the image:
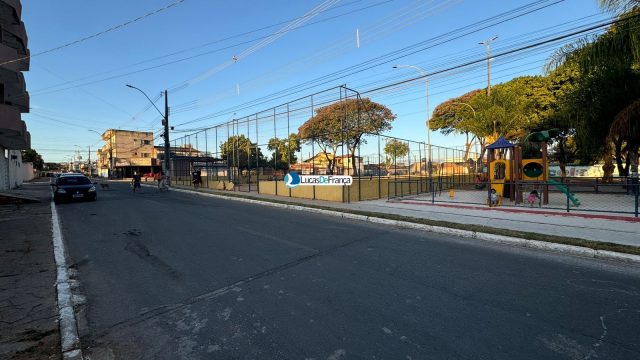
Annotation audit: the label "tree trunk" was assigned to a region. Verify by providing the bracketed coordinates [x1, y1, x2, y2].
[558, 137, 567, 178]
[614, 138, 628, 176]
[464, 133, 476, 173]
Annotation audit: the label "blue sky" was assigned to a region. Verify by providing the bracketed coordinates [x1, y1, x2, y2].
[21, 0, 609, 162]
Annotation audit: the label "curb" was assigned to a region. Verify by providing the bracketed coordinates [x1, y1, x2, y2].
[389, 199, 640, 223]
[162, 186, 640, 266]
[51, 202, 84, 360]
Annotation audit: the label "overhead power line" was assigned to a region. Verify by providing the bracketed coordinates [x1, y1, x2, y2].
[173, 0, 565, 127]
[170, 11, 636, 141]
[171, 0, 341, 92]
[26, 0, 390, 98]
[0, 0, 187, 67]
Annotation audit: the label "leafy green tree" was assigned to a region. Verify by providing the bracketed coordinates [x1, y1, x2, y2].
[267, 133, 301, 170]
[599, 0, 640, 14]
[546, 3, 640, 177]
[219, 135, 265, 170]
[383, 139, 410, 165]
[560, 67, 640, 175]
[21, 149, 44, 170]
[299, 98, 395, 175]
[431, 89, 484, 161]
[43, 162, 60, 171]
[535, 63, 582, 176]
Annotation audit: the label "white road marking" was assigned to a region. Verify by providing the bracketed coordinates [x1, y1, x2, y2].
[51, 201, 84, 360]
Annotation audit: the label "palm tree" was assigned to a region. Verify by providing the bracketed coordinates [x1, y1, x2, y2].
[599, 0, 640, 14]
[546, 1, 640, 178]
[546, 6, 640, 73]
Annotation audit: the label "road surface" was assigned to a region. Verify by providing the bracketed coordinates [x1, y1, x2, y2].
[55, 182, 640, 359]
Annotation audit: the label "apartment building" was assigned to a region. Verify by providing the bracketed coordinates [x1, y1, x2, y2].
[0, 0, 30, 190]
[96, 129, 160, 178]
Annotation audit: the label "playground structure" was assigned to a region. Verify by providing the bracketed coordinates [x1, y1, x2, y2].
[486, 132, 580, 207]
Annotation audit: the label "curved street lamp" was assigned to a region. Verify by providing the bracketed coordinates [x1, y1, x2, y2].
[126, 84, 171, 184]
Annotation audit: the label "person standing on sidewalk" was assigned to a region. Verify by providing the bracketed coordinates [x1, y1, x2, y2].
[156, 171, 168, 191]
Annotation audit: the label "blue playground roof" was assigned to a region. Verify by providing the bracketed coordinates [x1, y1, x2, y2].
[486, 137, 515, 149]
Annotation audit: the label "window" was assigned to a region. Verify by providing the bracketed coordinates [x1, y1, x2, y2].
[142, 153, 150, 158]
[494, 162, 506, 180]
[143, 140, 150, 145]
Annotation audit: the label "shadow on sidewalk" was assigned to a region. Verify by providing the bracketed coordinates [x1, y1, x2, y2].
[0, 181, 61, 359]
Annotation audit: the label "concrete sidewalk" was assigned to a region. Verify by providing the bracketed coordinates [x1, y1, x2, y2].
[169, 184, 640, 248]
[0, 180, 60, 360]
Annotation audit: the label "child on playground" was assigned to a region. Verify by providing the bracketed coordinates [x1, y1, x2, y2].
[490, 188, 499, 206]
[527, 189, 540, 207]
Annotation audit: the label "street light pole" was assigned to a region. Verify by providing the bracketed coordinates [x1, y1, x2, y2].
[126, 85, 171, 184]
[452, 101, 476, 118]
[393, 64, 431, 177]
[479, 36, 498, 96]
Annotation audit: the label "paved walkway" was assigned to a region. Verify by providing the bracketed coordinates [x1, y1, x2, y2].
[170, 184, 640, 247]
[0, 180, 60, 359]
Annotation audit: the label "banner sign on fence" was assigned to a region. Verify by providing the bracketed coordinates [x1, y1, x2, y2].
[285, 171, 352, 188]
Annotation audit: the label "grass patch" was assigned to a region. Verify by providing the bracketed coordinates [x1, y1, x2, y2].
[176, 185, 640, 257]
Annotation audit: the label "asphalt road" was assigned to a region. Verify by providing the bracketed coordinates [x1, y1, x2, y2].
[56, 182, 640, 360]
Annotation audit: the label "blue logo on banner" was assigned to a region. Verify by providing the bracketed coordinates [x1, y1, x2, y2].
[284, 172, 301, 188]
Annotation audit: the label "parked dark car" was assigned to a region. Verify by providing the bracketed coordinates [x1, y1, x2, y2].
[52, 175, 97, 203]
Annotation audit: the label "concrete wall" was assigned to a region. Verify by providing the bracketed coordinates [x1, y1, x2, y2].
[21, 161, 34, 182]
[0, 148, 25, 190]
[257, 176, 457, 202]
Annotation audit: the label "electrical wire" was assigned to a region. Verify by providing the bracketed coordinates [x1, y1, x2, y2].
[168, 11, 636, 144]
[173, 0, 566, 127]
[26, 0, 390, 98]
[0, 0, 187, 67]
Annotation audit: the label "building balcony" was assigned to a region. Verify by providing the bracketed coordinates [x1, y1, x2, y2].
[1, 0, 23, 19]
[0, 103, 29, 149]
[0, 4, 29, 72]
[0, 66, 29, 112]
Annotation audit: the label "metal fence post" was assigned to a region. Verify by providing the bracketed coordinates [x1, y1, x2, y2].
[566, 183, 570, 213]
[635, 183, 639, 217]
[431, 178, 435, 204]
[247, 118, 251, 193]
[377, 133, 381, 199]
[273, 108, 278, 196]
[255, 114, 260, 193]
[204, 129, 208, 188]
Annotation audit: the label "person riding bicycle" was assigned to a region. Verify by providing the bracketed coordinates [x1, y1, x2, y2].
[132, 171, 142, 192]
[191, 169, 202, 188]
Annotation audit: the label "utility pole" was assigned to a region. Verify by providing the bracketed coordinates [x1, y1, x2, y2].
[109, 131, 114, 178]
[479, 36, 498, 96]
[163, 90, 171, 185]
[126, 84, 170, 184]
[88, 145, 91, 177]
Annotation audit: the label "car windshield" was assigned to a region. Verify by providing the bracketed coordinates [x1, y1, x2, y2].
[58, 177, 91, 185]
